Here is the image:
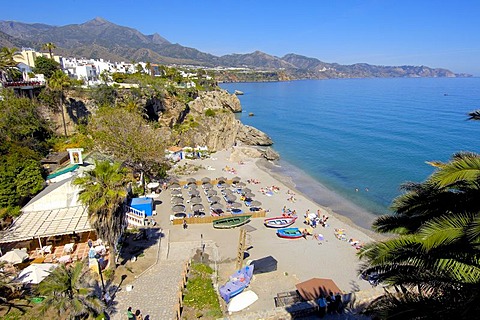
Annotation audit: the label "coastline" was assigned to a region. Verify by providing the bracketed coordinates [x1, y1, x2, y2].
[256, 158, 385, 241]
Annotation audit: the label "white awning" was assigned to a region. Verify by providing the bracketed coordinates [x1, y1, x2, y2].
[0, 206, 93, 243]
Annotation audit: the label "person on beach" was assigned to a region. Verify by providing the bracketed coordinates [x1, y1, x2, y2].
[183, 219, 188, 229]
[127, 307, 135, 319]
[317, 295, 327, 317]
[135, 309, 143, 320]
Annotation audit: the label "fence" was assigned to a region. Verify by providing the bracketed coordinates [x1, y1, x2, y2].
[172, 210, 266, 225]
[173, 259, 191, 319]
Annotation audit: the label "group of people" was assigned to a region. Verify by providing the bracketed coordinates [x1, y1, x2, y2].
[316, 292, 343, 317]
[247, 178, 260, 184]
[304, 209, 329, 228]
[222, 165, 237, 174]
[127, 307, 144, 319]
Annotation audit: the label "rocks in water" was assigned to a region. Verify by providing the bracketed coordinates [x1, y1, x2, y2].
[264, 147, 280, 161]
[236, 124, 273, 146]
[248, 112, 254, 116]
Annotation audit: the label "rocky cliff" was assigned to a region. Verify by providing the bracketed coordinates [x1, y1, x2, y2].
[60, 87, 272, 153]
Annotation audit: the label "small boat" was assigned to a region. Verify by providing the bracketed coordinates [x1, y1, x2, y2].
[276, 227, 304, 239]
[234, 90, 244, 95]
[213, 215, 251, 229]
[228, 290, 258, 313]
[264, 216, 297, 228]
[219, 265, 254, 302]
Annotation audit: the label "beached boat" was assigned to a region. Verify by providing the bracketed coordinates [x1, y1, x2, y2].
[264, 216, 297, 228]
[276, 227, 304, 239]
[219, 265, 254, 302]
[213, 215, 251, 229]
[228, 290, 258, 313]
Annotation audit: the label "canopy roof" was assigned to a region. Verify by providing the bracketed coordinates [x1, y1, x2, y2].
[0, 206, 93, 243]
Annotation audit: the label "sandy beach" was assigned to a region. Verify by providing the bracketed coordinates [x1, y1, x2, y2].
[154, 148, 382, 316]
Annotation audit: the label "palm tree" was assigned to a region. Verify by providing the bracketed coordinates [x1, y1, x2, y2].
[0, 262, 28, 314]
[42, 42, 56, 59]
[48, 70, 71, 136]
[358, 152, 480, 319]
[37, 261, 103, 319]
[0, 47, 20, 83]
[73, 160, 131, 269]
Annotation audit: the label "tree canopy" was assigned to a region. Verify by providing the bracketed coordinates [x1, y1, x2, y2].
[33, 56, 60, 79]
[87, 106, 168, 179]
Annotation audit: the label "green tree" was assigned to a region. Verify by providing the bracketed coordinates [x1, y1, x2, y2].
[88, 107, 168, 186]
[37, 261, 103, 319]
[0, 47, 20, 83]
[42, 42, 56, 59]
[90, 84, 117, 107]
[48, 70, 71, 136]
[73, 161, 131, 269]
[33, 56, 60, 79]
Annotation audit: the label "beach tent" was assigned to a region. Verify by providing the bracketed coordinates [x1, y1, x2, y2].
[129, 197, 153, 217]
[0, 249, 29, 264]
[17, 263, 57, 284]
[295, 278, 341, 301]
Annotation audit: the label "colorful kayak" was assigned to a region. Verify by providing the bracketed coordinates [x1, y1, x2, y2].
[264, 216, 297, 228]
[213, 215, 251, 229]
[219, 265, 255, 302]
[276, 227, 304, 239]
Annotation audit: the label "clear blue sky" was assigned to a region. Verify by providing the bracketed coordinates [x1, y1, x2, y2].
[3, 0, 480, 75]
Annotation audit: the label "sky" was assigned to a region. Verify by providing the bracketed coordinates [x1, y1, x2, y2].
[2, 0, 480, 75]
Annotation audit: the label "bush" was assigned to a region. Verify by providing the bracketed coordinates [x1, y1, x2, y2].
[205, 108, 216, 117]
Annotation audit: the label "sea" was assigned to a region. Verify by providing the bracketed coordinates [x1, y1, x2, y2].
[221, 78, 480, 230]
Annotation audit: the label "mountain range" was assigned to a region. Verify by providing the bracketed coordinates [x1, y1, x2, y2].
[0, 17, 471, 79]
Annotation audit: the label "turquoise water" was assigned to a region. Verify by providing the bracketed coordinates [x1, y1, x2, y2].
[221, 78, 480, 226]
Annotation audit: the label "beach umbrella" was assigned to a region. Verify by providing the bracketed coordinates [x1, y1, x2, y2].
[217, 177, 227, 183]
[172, 205, 186, 213]
[174, 212, 187, 218]
[226, 194, 237, 202]
[241, 187, 252, 194]
[171, 197, 183, 205]
[230, 202, 242, 209]
[250, 200, 262, 207]
[223, 189, 233, 195]
[190, 197, 202, 204]
[170, 183, 181, 190]
[146, 182, 160, 190]
[17, 263, 57, 284]
[0, 249, 29, 265]
[236, 182, 246, 187]
[201, 177, 211, 184]
[194, 211, 205, 217]
[171, 189, 182, 196]
[244, 192, 255, 198]
[186, 178, 196, 185]
[211, 203, 223, 210]
[232, 176, 241, 183]
[209, 196, 221, 203]
[188, 184, 198, 189]
[206, 189, 217, 196]
[189, 190, 200, 196]
[295, 278, 341, 301]
[202, 183, 213, 190]
[192, 204, 204, 211]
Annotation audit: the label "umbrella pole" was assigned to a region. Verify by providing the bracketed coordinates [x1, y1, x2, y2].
[38, 236, 43, 250]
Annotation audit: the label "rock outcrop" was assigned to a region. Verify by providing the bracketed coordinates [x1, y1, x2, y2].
[188, 90, 242, 113]
[236, 124, 273, 146]
[264, 147, 280, 161]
